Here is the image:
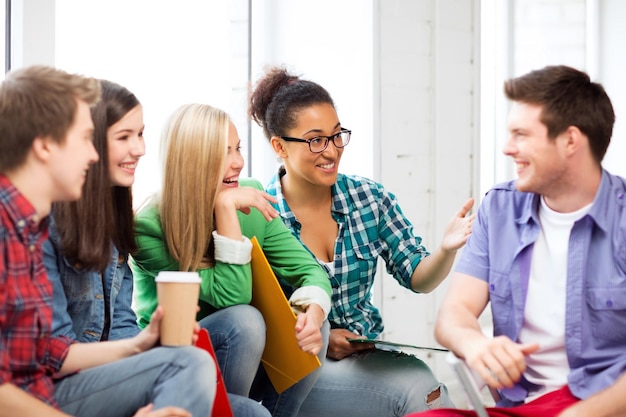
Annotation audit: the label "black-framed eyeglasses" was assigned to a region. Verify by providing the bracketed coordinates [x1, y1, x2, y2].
[280, 128, 351, 153]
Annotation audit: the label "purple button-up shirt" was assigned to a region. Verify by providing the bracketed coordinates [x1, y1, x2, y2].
[456, 170, 626, 404]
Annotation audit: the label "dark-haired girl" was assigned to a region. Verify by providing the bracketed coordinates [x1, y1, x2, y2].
[45, 80, 144, 343]
[250, 67, 475, 417]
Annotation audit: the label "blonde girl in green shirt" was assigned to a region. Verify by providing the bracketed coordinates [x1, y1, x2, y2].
[131, 103, 331, 417]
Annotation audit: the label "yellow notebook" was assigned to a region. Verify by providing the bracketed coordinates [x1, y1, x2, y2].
[250, 236, 321, 393]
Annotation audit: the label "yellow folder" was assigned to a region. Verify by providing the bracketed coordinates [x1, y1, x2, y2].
[250, 236, 321, 393]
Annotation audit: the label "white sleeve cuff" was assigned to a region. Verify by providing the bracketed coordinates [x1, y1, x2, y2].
[288, 286, 331, 318]
[212, 231, 252, 265]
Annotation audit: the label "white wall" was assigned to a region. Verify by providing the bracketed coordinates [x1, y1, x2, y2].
[375, 0, 479, 405]
[598, 0, 626, 178]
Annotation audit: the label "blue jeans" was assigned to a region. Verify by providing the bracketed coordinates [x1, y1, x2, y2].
[297, 348, 455, 417]
[229, 394, 272, 417]
[251, 320, 330, 417]
[203, 304, 329, 417]
[200, 304, 266, 396]
[54, 346, 215, 417]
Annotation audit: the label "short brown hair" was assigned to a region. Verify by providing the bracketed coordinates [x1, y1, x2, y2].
[0, 65, 101, 172]
[504, 65, 615, 164]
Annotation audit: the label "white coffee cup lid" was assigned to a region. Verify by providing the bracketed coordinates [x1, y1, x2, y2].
[155, 271, 201, 283]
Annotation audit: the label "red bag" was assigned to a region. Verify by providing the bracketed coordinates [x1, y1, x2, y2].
[195, 328, 234, 417]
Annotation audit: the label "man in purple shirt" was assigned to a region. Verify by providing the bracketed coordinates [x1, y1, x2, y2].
[0, 65, 216, 417]
[407, 65, 626, 417]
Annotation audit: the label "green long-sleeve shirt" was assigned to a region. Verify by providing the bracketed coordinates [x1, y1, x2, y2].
[131, 178, 331, 328]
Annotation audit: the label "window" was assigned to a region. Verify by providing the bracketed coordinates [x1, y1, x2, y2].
[55, 0, 242, 206]
[1, 0, 8, 77]
[50, 0, 374, 206]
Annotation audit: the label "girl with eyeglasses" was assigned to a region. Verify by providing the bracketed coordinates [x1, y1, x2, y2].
[249, 67, 475, 417]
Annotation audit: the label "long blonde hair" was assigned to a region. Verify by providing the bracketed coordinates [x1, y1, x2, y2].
[159, 103, 229, 271]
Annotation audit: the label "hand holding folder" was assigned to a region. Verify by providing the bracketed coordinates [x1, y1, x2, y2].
[249, 237, 321, 393]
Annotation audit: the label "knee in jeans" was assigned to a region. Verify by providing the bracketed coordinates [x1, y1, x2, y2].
[177, 347, 217, 396]
[201, 305, 266, 356]
[177, 346, 215, 370]
[234, 305, 266, 339]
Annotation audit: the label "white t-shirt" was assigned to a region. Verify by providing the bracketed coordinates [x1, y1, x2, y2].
[518, 197, 591, 402]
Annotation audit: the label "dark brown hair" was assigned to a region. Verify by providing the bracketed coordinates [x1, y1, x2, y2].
[249, 66, 335, 140]
[0, 65, 100, 173]
[504, 65, 615, 164]
[52, 80, 141, 272]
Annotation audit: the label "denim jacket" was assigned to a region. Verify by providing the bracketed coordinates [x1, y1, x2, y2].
[44, 218, 140, 342]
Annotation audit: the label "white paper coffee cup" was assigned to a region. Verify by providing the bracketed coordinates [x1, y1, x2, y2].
[155, 271, 201, 346]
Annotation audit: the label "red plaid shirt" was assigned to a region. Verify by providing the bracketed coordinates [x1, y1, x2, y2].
[0, 174, 72, 407]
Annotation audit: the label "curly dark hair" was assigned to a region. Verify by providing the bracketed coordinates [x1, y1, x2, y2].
[249, 66, 335, 140]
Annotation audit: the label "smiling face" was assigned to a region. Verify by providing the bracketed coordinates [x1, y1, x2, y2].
[280, 102, 344, 188]
[504, 102, 569, 196]
[221, 121, 244, 189]
[107, 104, 145, 187]
[48, 99, 100, 202]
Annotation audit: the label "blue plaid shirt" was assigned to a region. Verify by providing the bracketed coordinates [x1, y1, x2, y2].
[266, 169, 429, 338]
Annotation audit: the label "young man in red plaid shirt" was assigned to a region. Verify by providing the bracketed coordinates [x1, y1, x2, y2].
[0, 65, 216, 417]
